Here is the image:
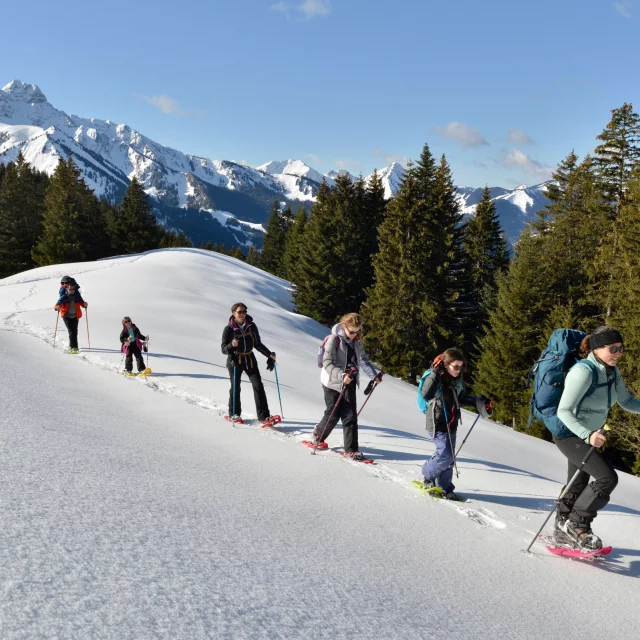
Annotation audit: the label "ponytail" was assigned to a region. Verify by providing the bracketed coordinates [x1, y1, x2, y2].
[579, 336, 591, 359]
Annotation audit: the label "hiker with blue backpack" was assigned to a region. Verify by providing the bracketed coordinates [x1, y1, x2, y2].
[311, 313, 382, 461]
[531, 326, 640, 551]
[417, 348, 493, 500]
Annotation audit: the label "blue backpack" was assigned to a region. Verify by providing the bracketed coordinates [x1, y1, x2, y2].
[417, 368, 463, 415]
[527, 329, 610, 437]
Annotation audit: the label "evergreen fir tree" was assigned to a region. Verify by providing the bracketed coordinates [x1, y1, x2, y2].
[594, 102, 640, 211]
[0, 154, 47, 277]
[593, 172, 640, 469]
[462, 185, 510, 360]
[294, 180, 342, 324]
[159, 229, 193, 248]
[246, 244, 259, 266]
[362, 145, 462, 381]
[110, 178, 161, 254]
[260, 201, 289, 277]
[32, 157, 108, 266]
[283, 206, 307, 284]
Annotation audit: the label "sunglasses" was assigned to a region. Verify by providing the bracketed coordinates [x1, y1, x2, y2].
[235, 310, 247, 315]
[447, 364, 465, 371]
[607, 345, 624, 354]
[345, 327, 361, 337]
[124, 321, 132, 325]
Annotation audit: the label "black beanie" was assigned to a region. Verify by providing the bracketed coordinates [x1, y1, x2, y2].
[590, 328, 624, 350]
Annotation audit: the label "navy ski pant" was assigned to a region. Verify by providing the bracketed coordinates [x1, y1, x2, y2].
[228, 363, 270, 421]
[422, 430, 457, 493]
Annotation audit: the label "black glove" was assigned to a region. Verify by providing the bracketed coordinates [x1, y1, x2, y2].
[266, 353, 276, 371]
[364, 371, 384, 395]
[143, 345, 148, 353]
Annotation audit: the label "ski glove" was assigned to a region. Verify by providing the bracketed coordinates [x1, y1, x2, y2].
[266, 353, 276, 371]
[476, 396, 493, 419]
[364, 371, 385, 395]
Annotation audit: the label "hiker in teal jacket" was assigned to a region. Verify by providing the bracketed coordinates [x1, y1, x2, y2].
[555, 326, 640, 550]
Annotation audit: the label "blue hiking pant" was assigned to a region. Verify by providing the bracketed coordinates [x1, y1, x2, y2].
[422, 430, 457, 493]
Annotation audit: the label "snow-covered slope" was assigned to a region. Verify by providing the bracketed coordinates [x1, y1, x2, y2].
[1, 249, 640, 637]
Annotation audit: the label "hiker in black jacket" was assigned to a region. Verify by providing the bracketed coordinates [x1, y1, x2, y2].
[221, 302, 276, 425]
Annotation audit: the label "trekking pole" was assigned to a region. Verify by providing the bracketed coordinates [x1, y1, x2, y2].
[524, 425, 610, 553]
[313, 384, 346, 455]
[232, 364, 238, 427]
[455, 414, 481, 458]
[85, 307, 91, 351]
[357, 371, 385, 417]
[274, 363, 284, 419]
[439, 376, 459, 479]
[53, 310, 60, 348]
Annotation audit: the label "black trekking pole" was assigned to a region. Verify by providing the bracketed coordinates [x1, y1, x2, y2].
[455, 414, 480, 458]
[357, 370, 385, 418]
[524, 425, 610, 553]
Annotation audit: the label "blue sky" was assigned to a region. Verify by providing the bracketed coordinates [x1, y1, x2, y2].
[1, 0, 639, 187]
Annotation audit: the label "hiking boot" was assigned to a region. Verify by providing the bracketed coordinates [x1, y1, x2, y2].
[562, 520, 602, 550]
[443, 491, 460, 501]
[554, 512, 569, 531]
[344, 451, 365, 461]
[69, 347, 79, 355]
[421, 477, 436, 490]
[311, 429, 328, 448]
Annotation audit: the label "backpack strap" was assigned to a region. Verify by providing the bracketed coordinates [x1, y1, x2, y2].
[574, 360, 601, 414]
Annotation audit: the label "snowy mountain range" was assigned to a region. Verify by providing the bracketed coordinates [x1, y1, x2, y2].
[0, 79, 550, 247]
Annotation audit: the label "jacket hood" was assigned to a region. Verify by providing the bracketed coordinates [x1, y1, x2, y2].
[229, 314, 254, 329]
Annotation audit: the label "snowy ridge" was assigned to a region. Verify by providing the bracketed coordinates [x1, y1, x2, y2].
[2, 248, 640, 637]
[2, 79, 550, 245]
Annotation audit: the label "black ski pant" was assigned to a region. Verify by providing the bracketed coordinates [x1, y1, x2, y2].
[315, 384, 359, 453]
[126, 342, 146, 373]
[228, 362, 270, 421]
[63, 316, 79, 349]
[554, 435, 618, 527]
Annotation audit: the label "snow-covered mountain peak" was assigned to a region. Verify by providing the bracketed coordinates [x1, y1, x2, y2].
[256, 159, 325, 185]
[1, 79, 48, 104]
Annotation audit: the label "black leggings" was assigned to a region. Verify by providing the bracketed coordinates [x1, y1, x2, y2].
[126, 343, 146, 372]
[554, 435, 618, 526]
[63, 317, 79, 349]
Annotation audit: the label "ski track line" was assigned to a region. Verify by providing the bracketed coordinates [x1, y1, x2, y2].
[5, 289, 509, 534]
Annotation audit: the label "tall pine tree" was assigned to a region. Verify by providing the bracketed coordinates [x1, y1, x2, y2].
[109, 177, 161, 254]
[32, 157, 108, 266]
[362, 145, 463, 381]
[283, 205, 307, 285]
[260, 201, 290, 277]
[0, 153, 47, 277]
[462, 185, 510, 360]
[594, 102, 640, 211]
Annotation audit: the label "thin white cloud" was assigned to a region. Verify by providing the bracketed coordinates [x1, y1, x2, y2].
[304, 153, 321, 165]
[270, 2, 288, 13]
[299, 0, 332, 18]
[143, 94, 187, 116]
[615, 1, 632, 18]
[433, 121, 489, 148]
[501, 148, 554, 180]
[334, 158, 362, 170]
[270, 0, 331, 20]
[373, 149, 408, 165]
[507, 128, 535, 145]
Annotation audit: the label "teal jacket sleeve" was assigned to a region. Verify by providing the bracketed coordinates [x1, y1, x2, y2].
[557, 364, 594, 442]
[615, 370, 640, 413]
